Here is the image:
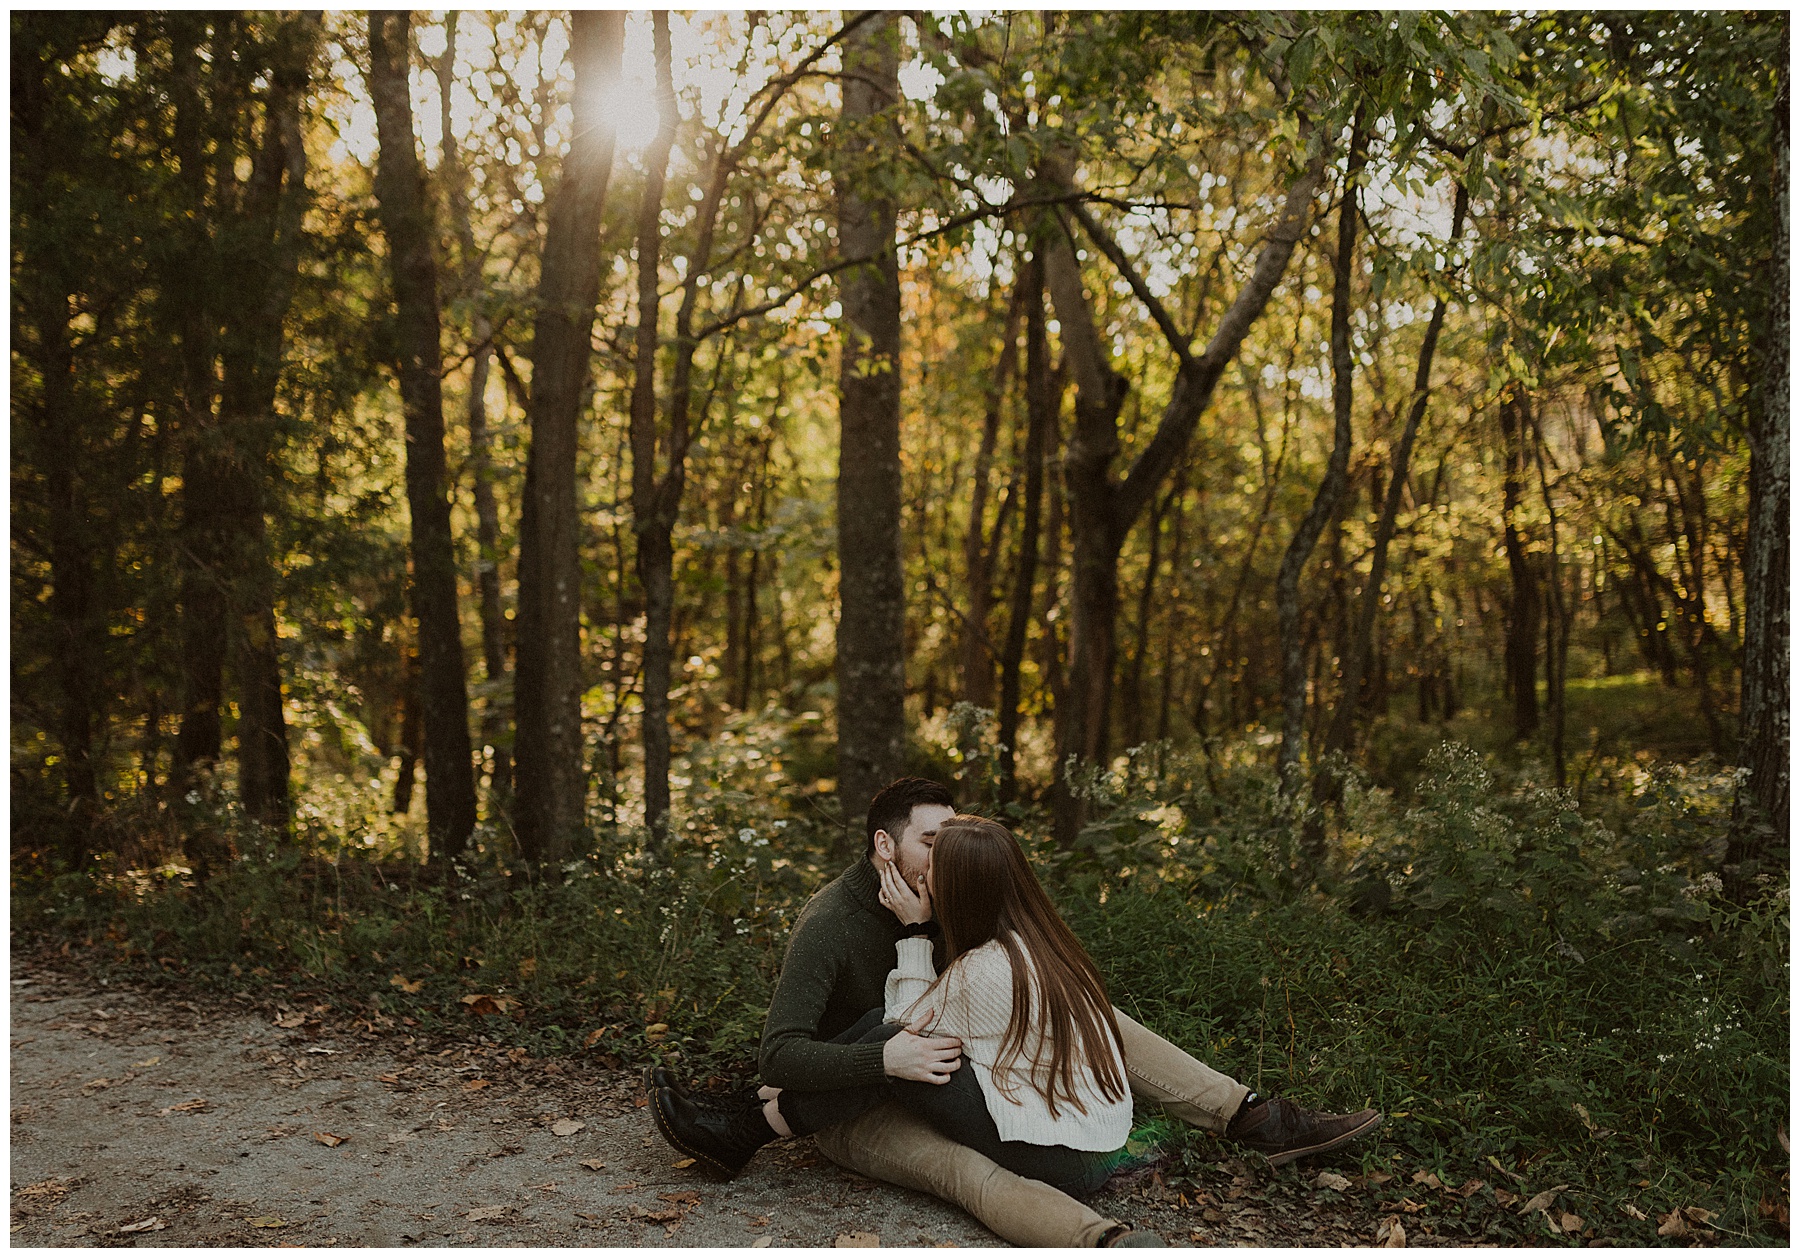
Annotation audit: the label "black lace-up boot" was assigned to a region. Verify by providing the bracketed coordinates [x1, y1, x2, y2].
[649, 1086, 777, 1179]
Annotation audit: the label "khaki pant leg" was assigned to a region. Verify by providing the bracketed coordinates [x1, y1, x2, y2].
[812, 1100, 1115, 1247]
[1113, 1006, 1251, 1133]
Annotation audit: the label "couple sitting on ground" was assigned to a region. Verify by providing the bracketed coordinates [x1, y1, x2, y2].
[649, 777, 1381, 1247]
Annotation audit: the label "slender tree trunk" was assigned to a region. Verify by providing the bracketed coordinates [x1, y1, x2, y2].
[1532, 408, 1571, 785]
[169, 18, 227, 789]
[1323, 184, 1467, 764]
[997, 253, 1052, 804]
[511, 12, 623, 863]
[1499, 384, 1541, 741]
[959, 286, 1026, 708]
[1277, 118, 1367, 791]
[1729, 85, 1789, 888]
[219, 31, 312, 828]
[835, 12, 906, 839]
[393, 644, 423, 817]
[37, 298, 102, 851]
[436, 15, 512, 806]
[1122, 483, 1176, 750]
[368, 11, 478, 864]
[1155, 481, 1190, 747]
[629, 12, 680, 853]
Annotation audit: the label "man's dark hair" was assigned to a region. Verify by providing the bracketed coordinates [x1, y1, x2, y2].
[865, 776, 955, 855]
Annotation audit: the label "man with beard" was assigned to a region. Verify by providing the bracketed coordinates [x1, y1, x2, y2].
[651, 777, 1380, 1246]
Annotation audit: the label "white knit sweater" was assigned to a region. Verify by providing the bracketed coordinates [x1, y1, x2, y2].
[884, 934, 1131, 1151]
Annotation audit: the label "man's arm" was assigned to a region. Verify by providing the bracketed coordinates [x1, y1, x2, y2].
[758, 914, 889, 1092]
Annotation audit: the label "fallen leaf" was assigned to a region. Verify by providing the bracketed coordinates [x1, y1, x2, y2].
[578, 1159, 607, 1171]
[550, 1118, 586, 1137]
[671, 1158, 696, 1170]
[1493, 1187, 1519, 1207]
[463, 1079, 491, 1090]
[1376, 1217, 1406, 1248]
[1517, 1185, 1569, 1215]
[1657, 1209, 1690, 1239]
[313, 1131, 347, 1148]
[459, 993, 520, 1016]
[1758, 1197, 1789, 1224]
[659, 1192, 700, 1206]
[389, 974, 423, 994]
[386, 1131, 416, 1144]
[159, 1098, 210, 1115]
[645, 1022, 670, 1041]
[1560, 1212, 1583, 1234]
[118, 1218, 167, 1234]
[633, 1096, 649, 1109]
[751, 1237, 774, 1249]
[836, 1232, 881, 1247]
[612, 1182, 640, 1193]
[248, 1216, 290, 1229]
[630, 1206, 683, 1225]
[1454, 1178, 1484, 1198]
[749, 1216, 771, 1228]
[583, 1028, 607, 1048]
[1315, 1172, 1351, 1192]
[1409, 1170, 1443, 1190]
[1685, 1207, 1716, 1224]
[518, 957, 538, 979]
[132, 1056, 161, 1068]
[466, 1206, 507, 1222]
[273, 1013, 306, 1029]
[1620, 1202, 1647, 1221]
[81, 1078, 112, 1092]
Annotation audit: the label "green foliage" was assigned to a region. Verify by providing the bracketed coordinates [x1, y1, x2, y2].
[17, 735, 1784, 1241]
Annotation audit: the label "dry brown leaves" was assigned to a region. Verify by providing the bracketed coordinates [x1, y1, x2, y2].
[458, 993, 520, 1017]
[1658, 1205, 1718, 1241]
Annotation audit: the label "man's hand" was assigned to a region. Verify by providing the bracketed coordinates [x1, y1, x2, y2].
[883, 1011, 961, 1084]
[877, 862, 932, 926]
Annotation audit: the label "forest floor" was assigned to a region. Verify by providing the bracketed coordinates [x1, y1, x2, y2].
[12, 952, 1493, 1249]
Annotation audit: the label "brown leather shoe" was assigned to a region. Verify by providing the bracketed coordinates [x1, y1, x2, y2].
[1226, 1097, 1382, 1167]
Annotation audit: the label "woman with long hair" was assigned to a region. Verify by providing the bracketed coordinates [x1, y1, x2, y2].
[762, 814, 1133, 1196]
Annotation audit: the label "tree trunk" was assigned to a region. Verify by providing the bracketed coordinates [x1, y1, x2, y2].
[1729, 84, 1789, 888]
[169, 17, 228, 789]
[1122, 483, 1177, 750]
[218, 27, 312, 828]
[997, 253, 1052, 805]
[393, 644, 422, 817]
[435, 15, 512, 807]
[959, 285, 1026, 709]
[834, 13, 907, 839]
[368, 11, 478, 864]
[1045, 138, 1328, 843]
[629, 12, 680, 853]
[511, 12, 623, 864]
[1276, 118, 1367, 791]
[1499, 384, 1541, 741]
[1322, 183, 1467, 764]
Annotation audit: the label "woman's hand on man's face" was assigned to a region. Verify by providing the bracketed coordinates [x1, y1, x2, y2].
[877, 860, 932, 925]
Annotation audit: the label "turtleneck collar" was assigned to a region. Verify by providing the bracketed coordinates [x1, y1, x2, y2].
[843, 855, 898, 926]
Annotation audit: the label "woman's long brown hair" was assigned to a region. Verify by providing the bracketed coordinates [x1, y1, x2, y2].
[926, 815, 1127, 1117]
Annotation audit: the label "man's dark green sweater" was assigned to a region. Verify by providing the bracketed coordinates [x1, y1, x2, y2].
[759, 856, 928, 1092]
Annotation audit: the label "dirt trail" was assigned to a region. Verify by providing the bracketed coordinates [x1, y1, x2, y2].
[10, 957, 1410, 1248]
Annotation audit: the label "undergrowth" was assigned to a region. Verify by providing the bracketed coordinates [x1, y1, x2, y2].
[11, 737, 1788, 1246]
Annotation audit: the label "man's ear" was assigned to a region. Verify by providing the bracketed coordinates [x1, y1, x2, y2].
[871, 829, 895, 864]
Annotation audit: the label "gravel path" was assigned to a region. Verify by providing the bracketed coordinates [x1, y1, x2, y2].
[11, 956, 1427, 1248]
